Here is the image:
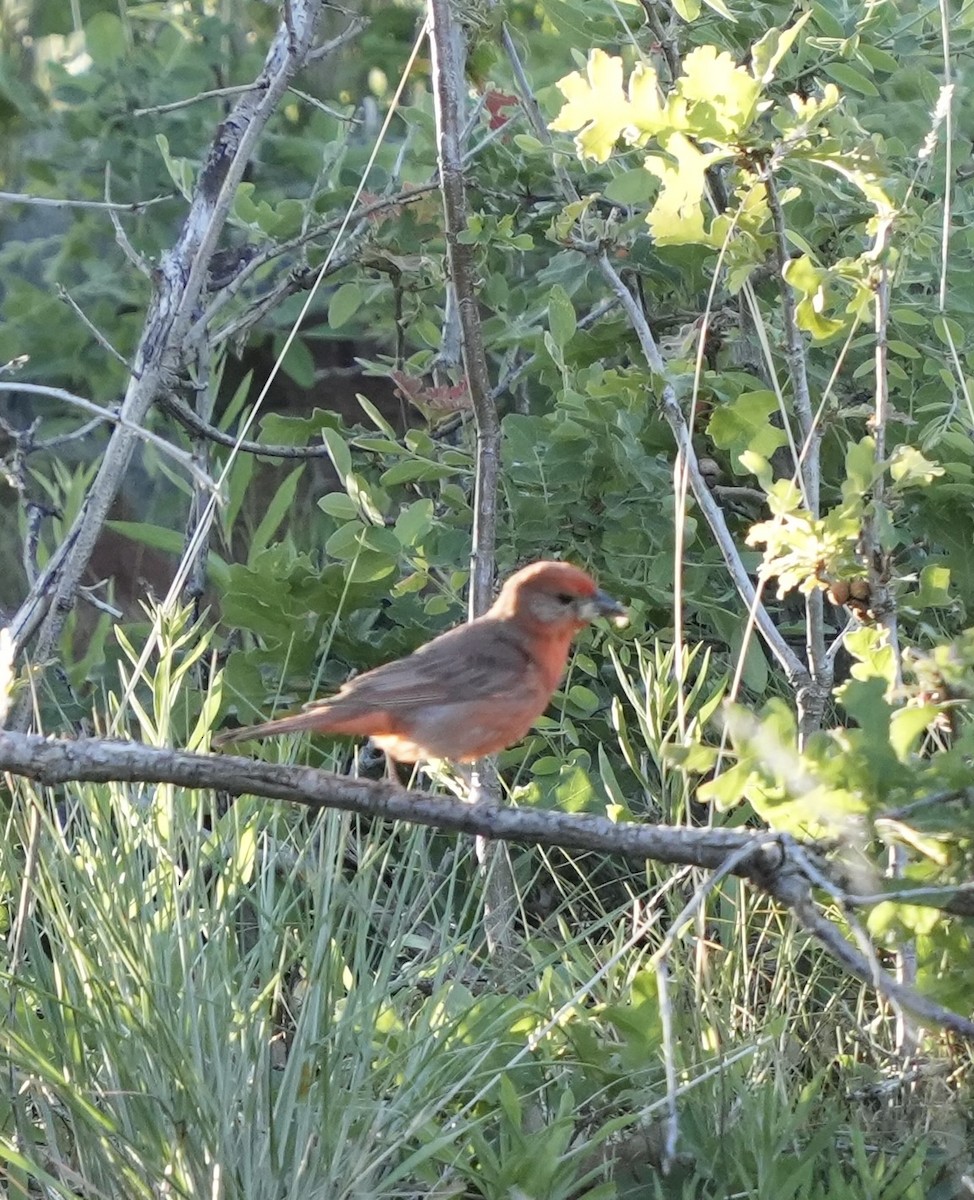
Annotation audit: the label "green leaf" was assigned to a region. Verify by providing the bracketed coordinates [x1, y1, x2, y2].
[258, 407, 341, 447]
[914, 563, 951, 608]
[750, 14, 810, 84]
[889, 705, 941, 760]
[889, 445, 944, 488]
[318, 492, 360, 520]
[679, 45, 761, 138]
[644, 135, 726, 245]
[380, 458, 463, 486]
[85, 12, 126, 66]
[273, 335, 315, 389]
[707, 390, 788, 467]
[547, 285, 576, 350]
[356, 393, 397, 437]
[248, 465, 304, 565]
[603, 167, 656, 204]
[321, 427, 353, 487]
[155, 133, 195, 200]
[330, 521, 399, 561]
[822, 63, 880, 97]
[856, 44, 898, 74]
[550, 51, 665, 161]
[347, 551, 397, 583]
[394, 499, 434, 547]
[843, 436, 876, 498]
[328, 283, 364, 330]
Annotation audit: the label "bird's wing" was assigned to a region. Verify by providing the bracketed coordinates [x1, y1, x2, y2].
[303, 619, 535, 714]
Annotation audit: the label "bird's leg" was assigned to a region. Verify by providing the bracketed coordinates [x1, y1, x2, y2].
[385, 752, 408, 789]
[467, 765, 499, 808]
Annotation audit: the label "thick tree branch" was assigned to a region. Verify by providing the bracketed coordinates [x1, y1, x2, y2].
[0, 730, 766, 865]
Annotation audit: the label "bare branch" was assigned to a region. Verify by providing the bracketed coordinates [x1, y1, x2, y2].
[159, 390, 347, 459]
[306, 14, 369, 61]
[132, 84, 253, 118]
[105, 164, 154, 279]
[0, 190, 172, 213]
[56, 284, 131, 370]
[768, 862, 974, 1041]
[594, 254, 807, 685]
[0, 383, 217, 491]
[429, 0, 499, 619]
[764, 171, 830, 742]
[0, 730, 768, 865]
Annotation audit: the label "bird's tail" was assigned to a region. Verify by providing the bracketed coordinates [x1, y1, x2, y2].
[211, 705, 337, 749]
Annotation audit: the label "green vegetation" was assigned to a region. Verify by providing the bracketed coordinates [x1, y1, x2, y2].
[1, 0, 972, 1195]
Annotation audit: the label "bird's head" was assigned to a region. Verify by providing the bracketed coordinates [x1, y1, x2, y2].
[493, 561, 628, 633]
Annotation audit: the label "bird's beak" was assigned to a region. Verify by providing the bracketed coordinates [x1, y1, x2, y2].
[579, 589, 628, 627]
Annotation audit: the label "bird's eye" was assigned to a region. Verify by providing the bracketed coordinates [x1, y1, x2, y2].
[556, 592, 574, 605]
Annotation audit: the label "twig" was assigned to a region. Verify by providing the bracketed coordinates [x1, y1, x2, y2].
[597, 254, 807, 685]
[135, 79, 360, 122]
[867, 259, 914, 1050]
[77, 584, 123, 620]
[286, 86, 358, 122]
[0, 190, 172, 213]
[21, 502, 53, 585]
[206, 249, 355, 349]
[195, 186, 439, 336]
[636, 0, 682, 83]
[655, 959, 679, 1174]
[863, 265, 900, 667]
[306, 15, 368, 61]
[2, 728, 972, 1040]
[105, 163, 153, 279]
[32, 416, 105, 452]
[0, 383, 217, 492]
[283, 0, 298, 52]
[182, 334, 213, 607]
[766, 856, 969, 1039]
[159, 390, 344, 459]
[764, 170, 829, 742]
[56, 284, 131, 369]
[842, 882, 974, 908]
[133, 84, 253, 117]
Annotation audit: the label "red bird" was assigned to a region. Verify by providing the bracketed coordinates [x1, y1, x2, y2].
[213, 561, 626, 764]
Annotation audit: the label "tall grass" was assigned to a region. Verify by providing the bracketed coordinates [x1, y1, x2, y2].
[0, 613, 967, 1198]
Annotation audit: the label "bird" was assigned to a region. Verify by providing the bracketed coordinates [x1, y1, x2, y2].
[212, 560, 627, 764]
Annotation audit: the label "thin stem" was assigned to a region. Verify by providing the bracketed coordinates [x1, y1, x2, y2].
[428, 0, 509, 953]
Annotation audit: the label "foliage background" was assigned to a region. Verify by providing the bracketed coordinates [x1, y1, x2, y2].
[0, 0, 973, 1195]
